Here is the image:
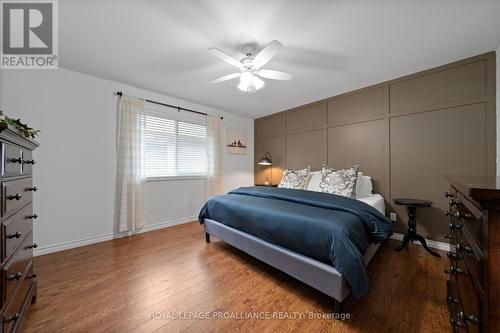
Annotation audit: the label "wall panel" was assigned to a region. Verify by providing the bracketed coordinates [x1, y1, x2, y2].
[285, 129, 326, 171]
[255, 113, 285, 138]
[327, 86, 385, 126]
[390, 60, 487, 114]
[390, 103, 487, 239]
[327, 120, 386, 196]
[286, 103, 326, 132]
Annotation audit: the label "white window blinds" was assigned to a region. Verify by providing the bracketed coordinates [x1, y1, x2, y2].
[144, 107, 207, 178]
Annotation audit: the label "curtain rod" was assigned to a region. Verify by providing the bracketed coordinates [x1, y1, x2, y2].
[113, 91, 223, 120]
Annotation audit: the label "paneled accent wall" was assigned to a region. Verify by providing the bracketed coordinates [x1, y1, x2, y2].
[254, 52, 496, 241]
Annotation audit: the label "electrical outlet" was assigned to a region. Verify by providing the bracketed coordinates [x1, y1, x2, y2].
[390, 212, 397, 222]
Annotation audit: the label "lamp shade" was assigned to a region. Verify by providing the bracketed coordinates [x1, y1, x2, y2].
[258, 152, 272, 166]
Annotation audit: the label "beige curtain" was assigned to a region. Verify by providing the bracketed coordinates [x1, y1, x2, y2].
[115, 95, 147, 232]
[206, 115, 223, 199]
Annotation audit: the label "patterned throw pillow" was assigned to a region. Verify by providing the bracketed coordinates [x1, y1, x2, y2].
[319, 165, 359, 198]
[278, 166, 311, 189]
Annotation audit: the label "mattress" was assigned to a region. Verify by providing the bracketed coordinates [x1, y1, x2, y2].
[357, 193, 385, 215]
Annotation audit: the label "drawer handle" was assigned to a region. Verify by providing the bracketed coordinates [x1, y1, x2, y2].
[27, 213, 38, 220]
[5, 312, 21, 323]
[23, 159, 36, 165]
[8, 193, 22, 200]
[7, 272, 23, 281]
[448, 223, 462, 230]
[456, 244, 473, 254]
[460, 312, 479, 325]
[7, 232, 22, 239]
[27, 272, 37, 280]
[26, 186, 38, 192]
[10, 158, 23, 164]
[450, 317, 464, 328]
[26, 243, 38, 249]
[444, 211, 460, 218]
[444, 192, 455, 198]
[444, 266, 464, 275]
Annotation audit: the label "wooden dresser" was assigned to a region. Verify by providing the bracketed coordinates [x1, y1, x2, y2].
[0, 124, 38, 333]
[444, 175, 500, 333]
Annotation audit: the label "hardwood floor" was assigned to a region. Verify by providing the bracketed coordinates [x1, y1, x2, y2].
[25, 222, 449, 333]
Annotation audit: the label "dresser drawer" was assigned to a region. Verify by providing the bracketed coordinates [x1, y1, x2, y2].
[446, 227, 483, 332]
[2, 203, 35, 262]
[453, 192, 484, 242]
[455, 255, 482, 332]
[1, 143, 22, 178]
[21, 149, 35, 175]
[2, 263, 34, 333]
[447, 276, 480, 333]
[447, 279, 465, 332]
[1, 178, 33, 219]
[1, 232, 34, 309]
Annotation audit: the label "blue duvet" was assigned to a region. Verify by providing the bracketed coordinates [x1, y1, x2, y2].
[198, 186, 393, 298]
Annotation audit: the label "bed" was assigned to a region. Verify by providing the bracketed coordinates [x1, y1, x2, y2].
[198, 186, 392, 312]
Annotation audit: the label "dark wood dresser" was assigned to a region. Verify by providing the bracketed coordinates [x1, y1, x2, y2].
[444, 175, 500, 333]
[0, 124, 38, 332]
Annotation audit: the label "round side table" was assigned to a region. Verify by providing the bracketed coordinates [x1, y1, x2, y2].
[393, 198, 441, 257]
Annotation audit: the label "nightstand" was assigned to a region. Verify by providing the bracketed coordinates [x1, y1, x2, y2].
[393, 197, 440, 257]
[255, 184, 278, 187]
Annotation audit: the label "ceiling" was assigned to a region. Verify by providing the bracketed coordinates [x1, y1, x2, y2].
[60, 0, 500, 118]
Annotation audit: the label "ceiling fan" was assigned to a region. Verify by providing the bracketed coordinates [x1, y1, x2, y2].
[209, 40, 293, 93]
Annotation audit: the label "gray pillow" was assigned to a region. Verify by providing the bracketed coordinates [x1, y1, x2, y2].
[319, 165, 359, 198]
[278, 166, 310, 189]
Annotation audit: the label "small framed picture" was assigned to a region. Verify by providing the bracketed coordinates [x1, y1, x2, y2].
[226, 128, 247, 155]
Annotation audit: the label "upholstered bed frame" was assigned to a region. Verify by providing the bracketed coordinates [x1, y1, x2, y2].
[204, 219, 380, 312]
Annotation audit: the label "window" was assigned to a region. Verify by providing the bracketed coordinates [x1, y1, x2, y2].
[144, 113, 207, 178]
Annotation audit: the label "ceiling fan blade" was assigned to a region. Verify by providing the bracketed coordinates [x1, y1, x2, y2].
[209, 48, 242, 68]
[257, 69, 293, 81]
[253, 40, 283, 68]
[210, 73, 241, 83]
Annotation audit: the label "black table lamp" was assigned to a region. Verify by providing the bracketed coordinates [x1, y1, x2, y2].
[258, 152, 273, 185]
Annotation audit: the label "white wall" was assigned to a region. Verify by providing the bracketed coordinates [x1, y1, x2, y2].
[0, 68, 254, 254]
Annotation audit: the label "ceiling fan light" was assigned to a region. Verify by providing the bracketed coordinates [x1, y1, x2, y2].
[238, 81, 250, 92]
[237, 71, 264, 93]
[240, 72, 253, 85]
[252, 75, 265, 91]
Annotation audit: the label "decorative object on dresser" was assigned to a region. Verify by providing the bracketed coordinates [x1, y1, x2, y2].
[443, 175, 500, 333]
[0, 122, 39, 333]
[393, 198, 441, 257]
[0, 112, 40, 139]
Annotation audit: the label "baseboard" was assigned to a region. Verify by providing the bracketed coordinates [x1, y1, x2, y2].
[34, 223, 450, 257]
[33, 216, 197, 256]
[390, 233, 451, 252]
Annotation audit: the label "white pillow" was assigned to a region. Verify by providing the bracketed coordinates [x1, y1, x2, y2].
[305, 171, 322, 192]
[356, 172, 373, 198]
